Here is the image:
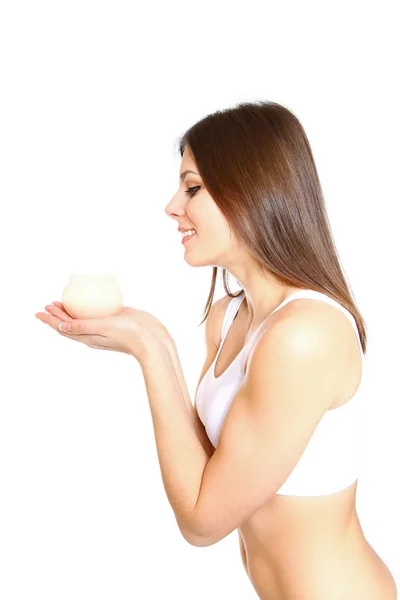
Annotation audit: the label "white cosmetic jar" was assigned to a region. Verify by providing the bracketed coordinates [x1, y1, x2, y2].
[61, 274, 123, 319]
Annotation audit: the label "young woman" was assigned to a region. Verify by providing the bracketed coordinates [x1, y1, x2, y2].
[38, 101, 397, 599]
[163, 101, 397, 599]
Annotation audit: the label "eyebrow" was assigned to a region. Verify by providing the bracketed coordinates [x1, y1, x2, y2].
[179, 169, 200, 182]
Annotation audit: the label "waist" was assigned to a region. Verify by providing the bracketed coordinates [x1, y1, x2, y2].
[239, 484, 371, 597]
[240, 480, 359, 561]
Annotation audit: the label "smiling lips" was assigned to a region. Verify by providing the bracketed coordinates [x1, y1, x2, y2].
[181, 231, 197, 244]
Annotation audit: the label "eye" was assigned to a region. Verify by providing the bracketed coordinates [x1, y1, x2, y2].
[185, 186, 201, 197]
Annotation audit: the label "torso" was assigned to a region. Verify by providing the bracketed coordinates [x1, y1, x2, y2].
[209, 292, 397, 600]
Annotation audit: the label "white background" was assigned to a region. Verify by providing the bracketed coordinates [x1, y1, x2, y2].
[1, 0, 399, 598]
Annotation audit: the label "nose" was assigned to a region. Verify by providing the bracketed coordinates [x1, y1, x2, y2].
[164, 190, 185, 221]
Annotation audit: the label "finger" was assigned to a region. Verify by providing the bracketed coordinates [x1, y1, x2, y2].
[53, 315, 105, 337]
[36, 312, 97, 349]
[39, 309, 105, 338]
[35, 311, 76, 337]
[51, 301, 64, 309]
[45, 304, 71, 321]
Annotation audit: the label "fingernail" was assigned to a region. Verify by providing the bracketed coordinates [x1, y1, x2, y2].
[59, 323, 72, 332]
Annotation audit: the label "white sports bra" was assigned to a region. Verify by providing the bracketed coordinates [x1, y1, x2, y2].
[195, 289, 367, 496]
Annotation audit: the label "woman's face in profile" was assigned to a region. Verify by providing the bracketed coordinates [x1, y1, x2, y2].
[165, 147, 238, 268]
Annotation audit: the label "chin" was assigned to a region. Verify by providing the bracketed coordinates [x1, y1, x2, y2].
[185, 256, 209, 267]
[184, 251, 214, 268]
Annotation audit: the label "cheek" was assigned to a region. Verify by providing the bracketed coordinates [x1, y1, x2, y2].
[193, 199, 231, 241]
[195, 197, 221, 224]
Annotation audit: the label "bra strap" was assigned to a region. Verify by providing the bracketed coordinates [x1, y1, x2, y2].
[220, 292, 245, 343]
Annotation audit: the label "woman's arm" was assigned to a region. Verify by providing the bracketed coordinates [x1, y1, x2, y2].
[164, 336, 214, 458]
[139, 339, 210, 545]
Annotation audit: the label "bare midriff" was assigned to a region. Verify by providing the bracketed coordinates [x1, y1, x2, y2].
[238, 480, 398, 599]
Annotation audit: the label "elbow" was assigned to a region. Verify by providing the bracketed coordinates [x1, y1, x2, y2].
[181, 517, 235, 547]
[181, 529, 216, 547]
[176, 503, 219, 547]
[178, 516, 215, 547]
[179, 519, 223, 547]
[179, 521, 214, 547]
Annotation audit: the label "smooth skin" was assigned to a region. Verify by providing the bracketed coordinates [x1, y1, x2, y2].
[35, 302, 170, 360]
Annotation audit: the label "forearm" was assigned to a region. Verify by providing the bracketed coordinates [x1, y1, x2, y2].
[163, 337, 213, 458]
[163, 337, 194, 420]
[139, 340, 209, 540]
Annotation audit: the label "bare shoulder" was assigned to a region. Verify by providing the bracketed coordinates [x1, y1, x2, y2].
[279, 296, 358, 346]
[264, 293, 354, 329]
[245, 296, 358, 376]
[287, 296, 362, 367]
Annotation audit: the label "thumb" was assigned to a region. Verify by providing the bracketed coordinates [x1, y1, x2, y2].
[58, 319, 103, 335]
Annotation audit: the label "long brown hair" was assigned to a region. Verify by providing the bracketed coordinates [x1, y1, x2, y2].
[175, 100, 368, 355]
